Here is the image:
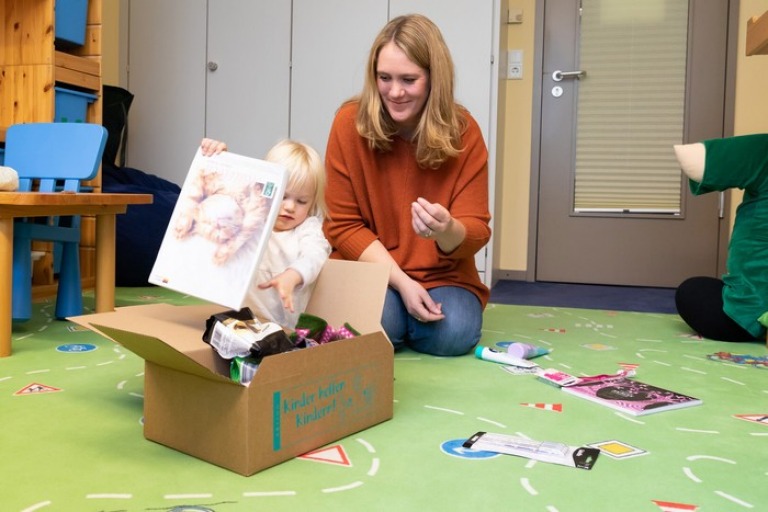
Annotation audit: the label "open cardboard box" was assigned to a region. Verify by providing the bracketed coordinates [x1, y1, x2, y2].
[71, 260, 394, 476]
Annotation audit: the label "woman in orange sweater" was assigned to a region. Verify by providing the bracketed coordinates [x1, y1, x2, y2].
[323, 14, 491, 356]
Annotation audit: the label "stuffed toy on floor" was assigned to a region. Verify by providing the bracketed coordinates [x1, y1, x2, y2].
[674, 133, 768, 342]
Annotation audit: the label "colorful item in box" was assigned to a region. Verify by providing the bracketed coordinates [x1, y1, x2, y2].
[230, 356, 260, 385]
[227, 313, 362, 385]
[291, 313, 360, 347]
[202, 307, 295, 360]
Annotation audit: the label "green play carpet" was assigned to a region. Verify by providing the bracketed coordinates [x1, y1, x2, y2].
[2, 288, 767, 512]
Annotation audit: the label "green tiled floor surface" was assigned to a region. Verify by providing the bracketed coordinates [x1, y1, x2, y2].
[3, 290, 766, 511]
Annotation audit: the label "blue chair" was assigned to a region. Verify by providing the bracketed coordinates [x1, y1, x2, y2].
[5, 123, 108, 321]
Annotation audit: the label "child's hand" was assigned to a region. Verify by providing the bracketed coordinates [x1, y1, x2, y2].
[200, 138, 228, 156]
[258, 269, 304, 312]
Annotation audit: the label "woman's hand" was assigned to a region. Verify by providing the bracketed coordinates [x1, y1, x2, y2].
[411, 197, 465, 253]
[200, 138, 228, 156]
[358, 239, 444, 322]
[411, 197, 450, 237]
[398, 278, 444, 323]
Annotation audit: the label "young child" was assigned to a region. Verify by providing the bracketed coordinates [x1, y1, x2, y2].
[200, 138, 331, 328]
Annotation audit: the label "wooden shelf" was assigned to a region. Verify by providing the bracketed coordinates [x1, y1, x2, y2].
[0, 1, 102, 141]
[746, 10, 768, 56]
[55, 51, 101, 90]
[0, 0, 103, 294]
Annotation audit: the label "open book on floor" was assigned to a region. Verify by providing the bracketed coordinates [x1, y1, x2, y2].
[149, 148, 288, 309]
[562, 376, 702, 416]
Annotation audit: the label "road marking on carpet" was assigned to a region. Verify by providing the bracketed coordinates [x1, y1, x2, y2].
[682, 455, 754, 509]
[243, 491, 296, 497]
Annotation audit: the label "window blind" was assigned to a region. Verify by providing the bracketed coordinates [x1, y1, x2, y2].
[574, 0, 689, 214]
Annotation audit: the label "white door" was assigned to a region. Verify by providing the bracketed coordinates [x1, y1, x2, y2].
[206, 1, 291, 159]
[126, 0, 291, 185]
[126, 0, 207, 185]
[289, 0, 387, 155]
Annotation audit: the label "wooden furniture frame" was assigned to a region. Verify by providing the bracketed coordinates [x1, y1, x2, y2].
[0, 192, 152, 357]
[746, 9, 768, 56]
[0, 0, 104, 297]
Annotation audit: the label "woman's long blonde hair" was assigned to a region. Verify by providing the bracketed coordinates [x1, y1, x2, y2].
[355, 14, 466, 169]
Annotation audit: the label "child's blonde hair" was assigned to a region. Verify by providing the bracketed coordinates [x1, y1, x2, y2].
[265, 139, 326, 219]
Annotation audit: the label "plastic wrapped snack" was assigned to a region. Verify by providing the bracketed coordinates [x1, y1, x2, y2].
[203, 307, 295, 360]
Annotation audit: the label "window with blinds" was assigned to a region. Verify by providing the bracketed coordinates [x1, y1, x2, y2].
[573, 0, 689, 214]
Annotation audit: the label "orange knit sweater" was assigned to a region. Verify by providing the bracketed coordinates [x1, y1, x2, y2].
[323, 101, 492, 307]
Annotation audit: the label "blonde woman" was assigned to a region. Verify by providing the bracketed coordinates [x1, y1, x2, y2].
[323, 14, 491, 356]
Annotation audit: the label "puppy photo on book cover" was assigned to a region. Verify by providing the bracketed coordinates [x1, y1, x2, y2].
[150, 148, 288, 309]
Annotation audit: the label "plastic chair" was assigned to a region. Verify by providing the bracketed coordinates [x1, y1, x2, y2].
[5, 123, 108, 321]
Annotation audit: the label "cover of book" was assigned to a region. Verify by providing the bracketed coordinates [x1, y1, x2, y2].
[149, 148, 287, 309]
[562, 376, 702, 416]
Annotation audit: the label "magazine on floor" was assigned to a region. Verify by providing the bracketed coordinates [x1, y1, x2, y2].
[562, 376, 702, 416]
[149, 148, 287, 309]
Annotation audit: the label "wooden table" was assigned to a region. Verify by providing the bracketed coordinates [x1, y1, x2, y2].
[0, 192, 153, 357]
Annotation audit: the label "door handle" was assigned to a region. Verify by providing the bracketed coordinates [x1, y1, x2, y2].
[552, 70, 586, 81]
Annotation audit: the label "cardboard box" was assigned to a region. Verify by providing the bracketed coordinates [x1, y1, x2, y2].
[71, 260, 393, 476]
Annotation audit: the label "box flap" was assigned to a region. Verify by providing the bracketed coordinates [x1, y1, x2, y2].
[71, 304, 234, 382]
[305, 260, 389, 336]
[69, 260, 390, 385]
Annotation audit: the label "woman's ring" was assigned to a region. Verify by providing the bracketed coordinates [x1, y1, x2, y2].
[424, 229, 433, 238]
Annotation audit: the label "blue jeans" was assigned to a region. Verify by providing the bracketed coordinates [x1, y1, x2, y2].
[381, 286, 482, 356]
